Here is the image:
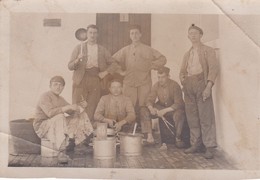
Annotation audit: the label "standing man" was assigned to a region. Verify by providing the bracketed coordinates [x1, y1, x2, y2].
[113, 25, 167, 143]
[33, 76, 93, 163]
[141, 67, 189, 149]
[179, 24, 219, 159]
[68, 24, 119, 124]
[94, 79, 136, 133]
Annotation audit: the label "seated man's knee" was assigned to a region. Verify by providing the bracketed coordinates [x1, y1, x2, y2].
[51, 114, 66, 123]
[139, 106, 150, 120]
[173, 109, 185, 123]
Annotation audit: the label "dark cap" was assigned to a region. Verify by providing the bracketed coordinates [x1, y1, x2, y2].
[157, 66, 170, 75]
[188, 24, 203, 35]
[50, 76, 65, 86]
[86, 24, 99, 31]
[109, 78, 123, 87]
[129, 24, 142, 32]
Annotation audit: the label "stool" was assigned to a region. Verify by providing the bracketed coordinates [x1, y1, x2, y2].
[41, 139, 59, 157]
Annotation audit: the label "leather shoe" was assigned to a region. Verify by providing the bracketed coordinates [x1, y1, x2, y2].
[66, 138, 75, 152]
[175, 140, 186, 149]
[184, 146, 198, 154]
[203, 148, 214, 159]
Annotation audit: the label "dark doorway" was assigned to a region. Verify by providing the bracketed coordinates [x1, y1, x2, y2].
[96, 13, 151, 55]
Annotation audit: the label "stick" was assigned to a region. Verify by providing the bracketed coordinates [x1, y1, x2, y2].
[132, 123, 137, 135]
[161, 117, 175, 136]
[80, 95, 84, 101]
[80, 42, 83, 55]
[162, 117, 175, 128]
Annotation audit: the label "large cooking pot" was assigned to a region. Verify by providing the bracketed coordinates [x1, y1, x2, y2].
[119, 132, 143, 156]
[93, 137, 116, 159]
[93, 137, 116, 168]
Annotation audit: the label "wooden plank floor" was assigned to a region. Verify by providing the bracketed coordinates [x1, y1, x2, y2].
[8, 142, 236, 169]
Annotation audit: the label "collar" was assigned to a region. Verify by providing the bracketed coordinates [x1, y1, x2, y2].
[159, 79, 170, 88]
[188, 42, 203, 52]
[48, 90, 60, 98]
[109, 94, 123, 99]
[86, 39, 98, 46]
[131, 42, 142, 48]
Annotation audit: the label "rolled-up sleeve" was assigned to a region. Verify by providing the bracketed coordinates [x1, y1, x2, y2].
[151, 48, 167, 70]
[39, 95, 63, 118]
[179, 53, 189, 84]
[170, 83, 184, 111]
[103, 48, 121, 74]
[68, 45, 80, 71]
[206, 48, 219, 84]
[112, 47, 127, 71]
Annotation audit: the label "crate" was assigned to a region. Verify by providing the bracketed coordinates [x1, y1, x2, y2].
[9, 119, 41, 155]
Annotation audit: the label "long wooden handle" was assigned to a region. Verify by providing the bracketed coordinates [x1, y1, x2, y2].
[132, 123, 137, 135]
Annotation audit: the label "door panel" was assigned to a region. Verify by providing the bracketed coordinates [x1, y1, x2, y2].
[97, 13, 151, 55]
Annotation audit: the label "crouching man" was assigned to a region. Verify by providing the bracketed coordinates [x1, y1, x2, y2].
[140, 67, 190, 149]
[33, 76, 93, 163]
[94, 79, 136, 133]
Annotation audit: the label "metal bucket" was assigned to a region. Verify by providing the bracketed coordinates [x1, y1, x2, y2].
[93, 137, 116, 168]
[119, 132, 143, 156]
[94, 158, 115, 168]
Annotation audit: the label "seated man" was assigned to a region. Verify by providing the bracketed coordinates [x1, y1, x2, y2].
[33, 76, 93, 163]
[140, 67, 189, 149]
[94, 79, 136, 132]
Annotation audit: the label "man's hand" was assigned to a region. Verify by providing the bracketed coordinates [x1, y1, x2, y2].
[202, 86, 211, 101]
[104, 118, 116, 128]
[70, 104, 80, 114]
[114, 120, 127, 132]
[180, 75, 186, 85]
[202, 81, 213, 101]
[118, 70, 126, 76]
[148, 106, 158, 116]
[77, 53, 84, 62]
[79, 100, 88, 108]
[157, 107, 173, 118]
[74, 54, 84, 66]
[62, 104, 80, 113]
[98, 71, 108, 79]
[157, 109, 167, 118]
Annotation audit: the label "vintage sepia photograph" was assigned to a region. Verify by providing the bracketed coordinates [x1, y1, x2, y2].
[1, 0, 260, 179]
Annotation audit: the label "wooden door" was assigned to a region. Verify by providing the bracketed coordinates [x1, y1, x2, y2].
[96, 13, 151, 55]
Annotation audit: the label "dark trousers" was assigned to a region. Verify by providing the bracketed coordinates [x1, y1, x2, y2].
[72, 68, 101, 124]
[140, 103, 190, 145]
[182, 73, 217, 148]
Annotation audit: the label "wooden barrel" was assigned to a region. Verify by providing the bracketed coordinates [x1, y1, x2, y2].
[9, 119, 41, 154]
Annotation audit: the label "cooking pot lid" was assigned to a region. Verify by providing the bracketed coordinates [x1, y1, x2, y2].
[118, 132, 144, 137]
[75, 28, 88, 41]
